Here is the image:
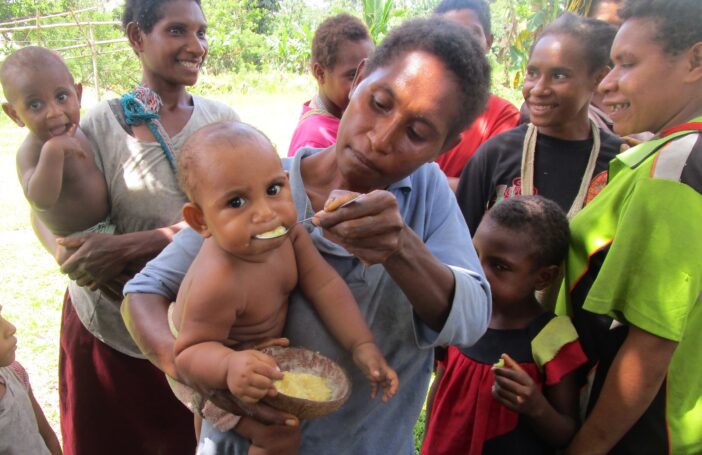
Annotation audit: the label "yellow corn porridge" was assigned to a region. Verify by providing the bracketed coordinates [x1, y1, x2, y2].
[274, 372, 332, 401]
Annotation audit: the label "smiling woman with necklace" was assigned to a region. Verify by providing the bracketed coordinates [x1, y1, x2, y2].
[456, 13, 624, 237]
[30, 0, 239, 453]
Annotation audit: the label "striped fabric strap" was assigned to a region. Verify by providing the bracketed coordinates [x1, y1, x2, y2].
[121, 85, 178, 173]
[660, 122, 702, 138]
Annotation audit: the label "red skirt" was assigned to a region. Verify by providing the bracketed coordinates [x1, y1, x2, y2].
[59, 291, 196, 455]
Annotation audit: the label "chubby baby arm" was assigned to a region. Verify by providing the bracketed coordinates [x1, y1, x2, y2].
[17, 124, 86, 211]
[290, 225, 399, 400]
[175, 328, 283, 403]
[290, 224, 375, 350]
[173, 269, 283, 403]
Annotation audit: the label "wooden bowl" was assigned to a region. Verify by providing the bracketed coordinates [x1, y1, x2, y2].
[261, 346, 351, 420]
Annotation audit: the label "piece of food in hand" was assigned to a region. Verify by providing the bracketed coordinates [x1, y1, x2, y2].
[274, 372, 332, 401]
[256, 225, 287, 239]
[323, 192, 361, 212]
[492, 357, 506, 369]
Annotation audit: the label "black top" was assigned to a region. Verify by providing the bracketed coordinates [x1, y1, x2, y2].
[456, 124, 624, 234]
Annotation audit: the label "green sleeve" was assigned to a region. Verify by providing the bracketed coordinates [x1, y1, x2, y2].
[583, 178, 702, 341]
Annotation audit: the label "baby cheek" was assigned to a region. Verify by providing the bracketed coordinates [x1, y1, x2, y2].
[282, 204, 298, 225]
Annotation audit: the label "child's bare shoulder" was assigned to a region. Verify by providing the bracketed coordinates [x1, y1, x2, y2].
[184, 242, 246, 305]
[15, 134, 43, 171]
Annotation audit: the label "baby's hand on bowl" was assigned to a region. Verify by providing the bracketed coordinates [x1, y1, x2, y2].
[352, 342, 399, 402]
[225, 350, 284, 404]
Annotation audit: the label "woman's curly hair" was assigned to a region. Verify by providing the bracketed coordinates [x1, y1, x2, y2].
[619, 0, 702, 56]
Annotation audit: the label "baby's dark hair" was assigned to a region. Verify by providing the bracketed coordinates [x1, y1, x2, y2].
[529, 13, 617, 74]
[311, 13, 371, 69]
[177, 121, 274, 202]
[0, 47, 73, 101]
[365, 18, 490, 137]
[122, 0, 202, 34]
[434, 0, 492, 37]
[486, 196, 570, 267]
[619, 0, 702, 56]
[532, 13, 617, 74]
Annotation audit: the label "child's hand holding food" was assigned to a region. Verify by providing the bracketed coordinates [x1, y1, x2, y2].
[225, 349, 284, 403]
[491, 353, 548, 417]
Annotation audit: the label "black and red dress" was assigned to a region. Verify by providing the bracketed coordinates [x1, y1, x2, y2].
[422, 312, 587, 455]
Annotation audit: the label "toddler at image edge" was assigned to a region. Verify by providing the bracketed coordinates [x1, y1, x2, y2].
[0, 304, 62, 454]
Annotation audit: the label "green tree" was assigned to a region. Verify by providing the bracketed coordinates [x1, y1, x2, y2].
[0, 1, 137, 94]
[362, 0, 394, 43]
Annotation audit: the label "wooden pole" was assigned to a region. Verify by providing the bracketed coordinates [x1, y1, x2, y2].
[0, 7, 98, 27]
[89, 23, 100, 101]
[62, 47, 132, 60]
[52, 38, 127, 52]
[0, 21, 121, 33]
[35, 9, 44, 46]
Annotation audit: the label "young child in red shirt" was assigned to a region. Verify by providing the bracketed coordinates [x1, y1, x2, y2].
[287, 14, 373, 156]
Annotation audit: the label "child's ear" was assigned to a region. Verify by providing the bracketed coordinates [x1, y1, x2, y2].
[182, 202, 211, 238]
[685, 42, 702, 83]
[348, 58, 368, 98]
[2, 102, 24, 127]
[75, 82, 83, 103]
[312, 62, 325, 84]
[126, 21, 144, 53]
[534, 265, 561, 291]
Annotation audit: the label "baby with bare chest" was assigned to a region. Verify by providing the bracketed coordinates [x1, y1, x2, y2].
[1, 47, 111, 238]
[169, 121, 398, 441]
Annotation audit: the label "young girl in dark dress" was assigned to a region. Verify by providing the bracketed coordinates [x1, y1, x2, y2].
[423, 196, 587, 454]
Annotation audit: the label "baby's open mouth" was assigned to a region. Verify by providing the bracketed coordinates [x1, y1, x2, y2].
[255, 226, 288, 239]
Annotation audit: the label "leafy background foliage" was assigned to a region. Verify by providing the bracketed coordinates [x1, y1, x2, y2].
[0, 0, 591, 98]
[0, 1, 593, 452]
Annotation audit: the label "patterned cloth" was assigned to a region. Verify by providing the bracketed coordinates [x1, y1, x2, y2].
[120, 85, 177, 172]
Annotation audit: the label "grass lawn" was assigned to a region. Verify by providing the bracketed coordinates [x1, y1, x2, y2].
[1, 79, 430, 453]
[0, 120, 67, 437]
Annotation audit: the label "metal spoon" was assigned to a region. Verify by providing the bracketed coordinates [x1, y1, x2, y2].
[255, 194, 362, 240]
